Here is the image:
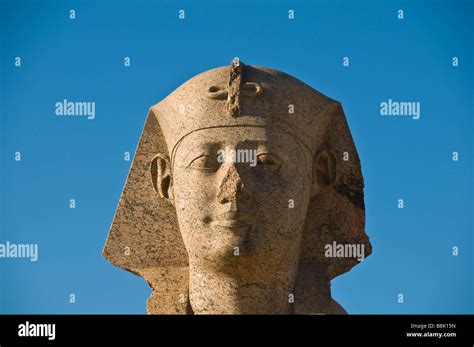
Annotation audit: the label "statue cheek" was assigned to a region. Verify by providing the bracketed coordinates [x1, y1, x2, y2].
[174, 170, 215, 200]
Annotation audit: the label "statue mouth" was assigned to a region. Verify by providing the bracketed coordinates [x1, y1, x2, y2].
[212, 223, 251, 240]
[211, 211, 256, 232]
[213, 220, 250, 228]
[214, 211, 254, 223]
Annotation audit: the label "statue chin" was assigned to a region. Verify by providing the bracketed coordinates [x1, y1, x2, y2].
[103, 59, 372, 314]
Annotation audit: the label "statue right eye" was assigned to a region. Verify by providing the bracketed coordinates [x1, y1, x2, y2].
[187, 155, 218, 171]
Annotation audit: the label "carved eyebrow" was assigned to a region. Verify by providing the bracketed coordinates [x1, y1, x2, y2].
[236, 140, 267, 148]
[256, 143, 290, 163]
[185, 154, 212, 169]
[180, 143, 217, 162]
[256, 152, 286, 166]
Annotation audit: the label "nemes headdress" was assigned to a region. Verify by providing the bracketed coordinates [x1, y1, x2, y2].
[103, 60, 371, 314]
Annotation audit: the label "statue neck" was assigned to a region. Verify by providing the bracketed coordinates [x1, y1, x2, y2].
[188, 261, 299, 314]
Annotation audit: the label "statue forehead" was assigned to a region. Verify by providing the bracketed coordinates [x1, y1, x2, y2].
[153, 61, 338, 159]
[174, 126, 303, 148]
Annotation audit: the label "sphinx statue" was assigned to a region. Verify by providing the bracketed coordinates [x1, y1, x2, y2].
[103, 59, 372, 314]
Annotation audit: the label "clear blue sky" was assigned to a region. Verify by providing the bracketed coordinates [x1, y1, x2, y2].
[1, 0, 472, 314]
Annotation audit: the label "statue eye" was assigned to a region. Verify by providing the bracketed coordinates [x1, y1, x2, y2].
[256, 153, 282, 171]
[187, 155, 218, 171]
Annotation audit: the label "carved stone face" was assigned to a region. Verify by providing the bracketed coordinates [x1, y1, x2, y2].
[103, 61, 371, 314]
[171, 127, 312, 274]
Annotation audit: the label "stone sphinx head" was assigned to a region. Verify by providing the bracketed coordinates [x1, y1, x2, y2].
[103, 60, 371, 314]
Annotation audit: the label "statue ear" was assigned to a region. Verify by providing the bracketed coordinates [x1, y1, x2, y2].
[311, 150, 337, 197]
[150, 153, 174, 201]
[299, 102, 371, 288]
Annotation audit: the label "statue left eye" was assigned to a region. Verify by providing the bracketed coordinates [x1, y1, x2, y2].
[256, 153, 282, 171]
[187, 155, 218, 171]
